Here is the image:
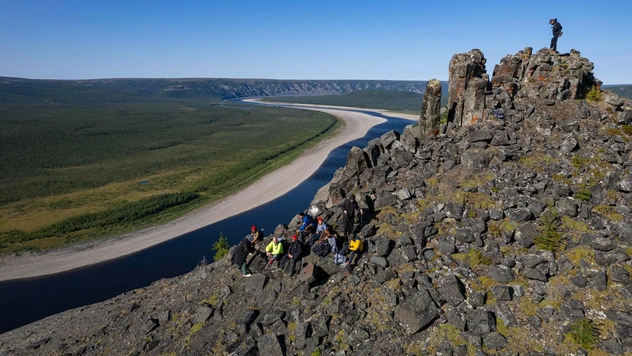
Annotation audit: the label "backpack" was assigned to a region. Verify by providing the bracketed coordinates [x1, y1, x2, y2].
[333, 253, 347, 264]
[339, 241, 350, 255]
[312, 241, 331, 257]
[327, 237, 338, 254]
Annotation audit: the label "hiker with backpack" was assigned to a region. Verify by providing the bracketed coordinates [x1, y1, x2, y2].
[265, 236, 284, 265]
[549, 18, 563, 53]
[231, 236, 255, 277]
[279, 234, 303, 276]
[341, 194, 363, 238]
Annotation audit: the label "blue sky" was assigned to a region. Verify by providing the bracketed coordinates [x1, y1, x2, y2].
[1, 0, 631, 84]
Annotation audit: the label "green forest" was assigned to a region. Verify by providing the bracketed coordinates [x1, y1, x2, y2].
[0, 84, 340, 253]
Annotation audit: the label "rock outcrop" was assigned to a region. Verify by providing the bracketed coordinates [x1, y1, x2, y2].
[419, 79, 442, 137]
[1, 48, 632, 355]
[448, 49, 489, 127]
[448, 47, 602, 130]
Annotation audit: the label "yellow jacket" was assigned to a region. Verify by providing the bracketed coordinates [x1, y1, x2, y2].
[349, 239, 363, 252]
[266, 241, 284, 255]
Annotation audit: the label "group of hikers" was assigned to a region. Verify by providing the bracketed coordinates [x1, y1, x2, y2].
[231, 194, 365, 278]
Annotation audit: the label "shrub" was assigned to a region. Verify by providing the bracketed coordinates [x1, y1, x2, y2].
[535, 211, 563, 252]
[574, 189, 592, 201]
[212, 232, 230, 261]
[586, 86, 603, 102]
[569, 317, 599, 349]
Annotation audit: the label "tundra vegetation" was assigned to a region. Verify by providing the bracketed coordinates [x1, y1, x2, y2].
[0, 84, 342, 254]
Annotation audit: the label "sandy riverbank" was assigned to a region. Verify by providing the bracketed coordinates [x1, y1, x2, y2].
[0, 102, 417, 281]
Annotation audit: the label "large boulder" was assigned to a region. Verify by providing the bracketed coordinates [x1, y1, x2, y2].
[437, 274, 466, 306]
[394, 289, 440, 335]
[256, 334, 283, 355]
[346, 146, 370, 174]
[466, 309, 497, 335]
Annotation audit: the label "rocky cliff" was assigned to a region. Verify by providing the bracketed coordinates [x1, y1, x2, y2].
[1, 48, 632, 356]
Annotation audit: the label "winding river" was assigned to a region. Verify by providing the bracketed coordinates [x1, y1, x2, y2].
[0, 102, 415, 334]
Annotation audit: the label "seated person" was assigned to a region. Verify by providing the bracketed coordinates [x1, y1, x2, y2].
[312, 226, 337, 257]
[247, 225, 263, 245]
[306, 225, 323, 247]
[265, 236, 284, 264]
[299, 224, 316, 243]
[231, 236, 254, 277]
[348, 233, 364, 266]
[297, 212, 317, 232]
[279, 235, 303, 276]
[316, 217, 328, 234]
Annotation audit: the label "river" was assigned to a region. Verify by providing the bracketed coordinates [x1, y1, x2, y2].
[0, 103, 414, 334]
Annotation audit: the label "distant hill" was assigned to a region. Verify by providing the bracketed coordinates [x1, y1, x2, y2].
[262, 84, 449, 113]
[603, 84, 632, 100]
[0, 77, 431, 104]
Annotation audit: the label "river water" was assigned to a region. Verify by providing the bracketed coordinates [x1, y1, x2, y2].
[0, 104, 414, 334]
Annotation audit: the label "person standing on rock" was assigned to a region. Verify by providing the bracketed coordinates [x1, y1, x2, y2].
[341, 194, 363, 238]
[279, 234, 303, 276]
[549, 18, 563, 53]
[231, 236, 254, 277]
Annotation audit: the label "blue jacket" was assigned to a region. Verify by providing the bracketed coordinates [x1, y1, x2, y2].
[298, 214, 316, 232]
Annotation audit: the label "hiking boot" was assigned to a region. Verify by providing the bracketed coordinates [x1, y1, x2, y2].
[243, 274, 252, 277]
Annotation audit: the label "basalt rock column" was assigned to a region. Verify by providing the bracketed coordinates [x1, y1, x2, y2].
[447, 49, 489, 127]
[419, 79, 442, 137]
